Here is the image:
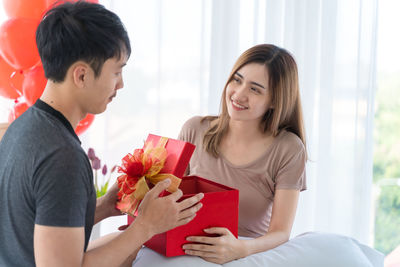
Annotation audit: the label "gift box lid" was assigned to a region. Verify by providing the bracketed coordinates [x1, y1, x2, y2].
[145, 134, 195, 179]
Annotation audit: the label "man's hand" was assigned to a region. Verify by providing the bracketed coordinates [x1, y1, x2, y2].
[94, 182, 121, 224]
[134, 179, 204, 236]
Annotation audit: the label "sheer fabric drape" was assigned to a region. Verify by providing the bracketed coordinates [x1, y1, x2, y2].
[88, 0, 378, 245]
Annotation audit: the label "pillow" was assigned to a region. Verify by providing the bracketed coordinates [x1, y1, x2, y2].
[226, 232, 383, 267]
[132, 232, 384, 267]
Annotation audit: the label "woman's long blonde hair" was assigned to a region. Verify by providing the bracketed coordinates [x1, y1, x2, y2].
[203, 44, 306, 157]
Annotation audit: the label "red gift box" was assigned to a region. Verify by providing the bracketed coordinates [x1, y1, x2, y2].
[127, 134, 239, 257]
[145, 134, 194, 179]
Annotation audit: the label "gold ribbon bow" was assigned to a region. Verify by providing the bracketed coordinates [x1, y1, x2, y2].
[116, 137, 181, 216]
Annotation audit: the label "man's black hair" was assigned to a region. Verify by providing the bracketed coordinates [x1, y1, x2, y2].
[36, 1, 131, 82]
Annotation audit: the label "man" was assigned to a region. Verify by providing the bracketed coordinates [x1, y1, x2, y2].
[0, 2, 203, 266]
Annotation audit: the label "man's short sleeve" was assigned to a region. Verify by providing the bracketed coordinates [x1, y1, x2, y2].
[33, 148, 93, 227]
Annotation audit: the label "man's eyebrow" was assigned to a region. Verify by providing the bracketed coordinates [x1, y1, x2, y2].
[236, 71, 266, 89]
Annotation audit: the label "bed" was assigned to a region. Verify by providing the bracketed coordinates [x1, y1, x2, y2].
[132, 232, 384, 267]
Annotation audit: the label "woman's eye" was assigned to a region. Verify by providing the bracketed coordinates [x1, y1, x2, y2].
[251, 87, 260, 94]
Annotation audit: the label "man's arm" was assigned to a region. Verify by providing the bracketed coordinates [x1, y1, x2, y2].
[34, 219, 149, 267]
[34, 179, 204, 267]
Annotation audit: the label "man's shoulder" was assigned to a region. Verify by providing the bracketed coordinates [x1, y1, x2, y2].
[1, 107, 86, 172]
[10, 106, 78, 147]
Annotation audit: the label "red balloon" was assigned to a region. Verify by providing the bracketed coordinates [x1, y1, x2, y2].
[22, 66, 47, 106]
[10, 69, 24, 92]
[0, 18, 41, 70]
[46, 0, 99, 9]
[0, 56, 21, 99]
[75, 114, 95, 135]
[3, 0, 48, 20]
[8, 101, 30, 123]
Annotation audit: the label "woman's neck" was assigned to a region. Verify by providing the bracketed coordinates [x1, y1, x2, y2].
[226, 119, 268, 142]
[219, 118, 274, 166]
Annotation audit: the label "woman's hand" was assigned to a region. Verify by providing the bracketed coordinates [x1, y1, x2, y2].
[182, 227, 248, 264]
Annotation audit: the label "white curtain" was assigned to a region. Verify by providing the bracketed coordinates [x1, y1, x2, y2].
[81, 0, 378, 245]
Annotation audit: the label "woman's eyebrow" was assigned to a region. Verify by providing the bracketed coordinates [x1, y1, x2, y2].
[236, 71, 266, 89]
[235, 72, 243, 79]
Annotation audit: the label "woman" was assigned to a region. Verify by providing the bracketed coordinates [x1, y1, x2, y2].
[178, 44, 307, 264]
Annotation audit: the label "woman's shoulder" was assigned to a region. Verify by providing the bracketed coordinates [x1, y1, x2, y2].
[276, 130, 305, 154]
[181, 116, 213, 131]
[179, 116, 210, 143]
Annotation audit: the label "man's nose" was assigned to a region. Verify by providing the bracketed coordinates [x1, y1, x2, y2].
[116, 75, 124, 90]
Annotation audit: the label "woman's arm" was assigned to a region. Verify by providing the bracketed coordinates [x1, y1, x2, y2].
[241, 189, 299, 255]
[183, 189, 299, 264]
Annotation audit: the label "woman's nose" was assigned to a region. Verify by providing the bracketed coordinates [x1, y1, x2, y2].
[233, 84, 248, 100]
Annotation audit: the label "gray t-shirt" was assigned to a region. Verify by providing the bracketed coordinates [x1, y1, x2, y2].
[0, 100, 96, 267]
[178, 116, 306, 238]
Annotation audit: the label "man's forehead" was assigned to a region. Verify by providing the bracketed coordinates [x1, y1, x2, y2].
[107, 55, 128, 67]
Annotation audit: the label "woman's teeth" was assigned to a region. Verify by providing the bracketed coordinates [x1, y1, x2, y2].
[232, 99, 247, 109]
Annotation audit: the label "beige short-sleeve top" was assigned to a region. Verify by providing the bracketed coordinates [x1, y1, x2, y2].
[178, 116, 306, 238]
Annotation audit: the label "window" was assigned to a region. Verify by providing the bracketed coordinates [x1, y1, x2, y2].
[372, 0, 400, 258]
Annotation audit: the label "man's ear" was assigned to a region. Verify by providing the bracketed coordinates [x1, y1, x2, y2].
[71, 62, 90, 88]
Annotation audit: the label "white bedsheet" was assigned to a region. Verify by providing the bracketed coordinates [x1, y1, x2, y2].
[132, 232, 384, 267]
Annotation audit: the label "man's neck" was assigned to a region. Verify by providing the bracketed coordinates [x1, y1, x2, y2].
[40, 82, 86, 129]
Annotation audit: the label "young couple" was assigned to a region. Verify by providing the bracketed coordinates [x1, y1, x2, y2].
[0, 2, 306, 266]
